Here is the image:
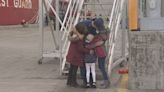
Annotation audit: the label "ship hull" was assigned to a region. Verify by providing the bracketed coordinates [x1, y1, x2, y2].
[0, 0, 38, 25]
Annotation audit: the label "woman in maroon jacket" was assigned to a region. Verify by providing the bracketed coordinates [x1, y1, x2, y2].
[66, 23, 89, 87]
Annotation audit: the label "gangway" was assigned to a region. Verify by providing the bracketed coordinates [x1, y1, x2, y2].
[38, 0, 128, 76]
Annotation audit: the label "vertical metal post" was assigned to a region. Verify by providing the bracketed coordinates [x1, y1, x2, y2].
[108, 0, 125, 76]
[43, 0, 58, 50]
[56, 0, 60, 32]
[121, 4, 126, 59]
[55, 0, 61, 74]
[39, 0, 44, 60]
[56, 0, 60, 48]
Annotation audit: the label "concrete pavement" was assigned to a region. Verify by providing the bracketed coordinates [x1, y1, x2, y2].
[0, 25, 123, 92]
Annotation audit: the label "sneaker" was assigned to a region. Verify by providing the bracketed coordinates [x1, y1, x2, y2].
[91, 82, 96, 88]
[85, 83, 90, 88]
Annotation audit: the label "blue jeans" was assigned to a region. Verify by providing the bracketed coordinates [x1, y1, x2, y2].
[80, 65, 86, 79]
[98, 57, 109, 80]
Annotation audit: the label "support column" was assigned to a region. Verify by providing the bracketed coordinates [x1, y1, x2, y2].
[39, 0, 44, 58]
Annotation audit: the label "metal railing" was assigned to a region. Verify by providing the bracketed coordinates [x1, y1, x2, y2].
[40, 0, 127, 76]
[61, 0, 85, 73]
[107, 0, 126, 76]
[41, 0, 84, 74]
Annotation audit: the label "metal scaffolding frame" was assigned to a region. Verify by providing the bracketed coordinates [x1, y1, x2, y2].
[39, 0, 85, 75]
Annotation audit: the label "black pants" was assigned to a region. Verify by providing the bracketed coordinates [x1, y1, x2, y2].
[67, 64, 78, 86]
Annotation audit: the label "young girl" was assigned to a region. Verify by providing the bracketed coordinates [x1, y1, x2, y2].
[81, 18, 110, 88]
[85, 30, 110, 88]
[84, 34, 97, 88]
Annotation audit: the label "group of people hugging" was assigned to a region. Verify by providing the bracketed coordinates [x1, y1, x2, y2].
[66, 18, 110, 89]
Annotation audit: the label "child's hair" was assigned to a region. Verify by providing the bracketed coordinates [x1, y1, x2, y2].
[93, 18, 105, 31]
[75, 22, 88, 35]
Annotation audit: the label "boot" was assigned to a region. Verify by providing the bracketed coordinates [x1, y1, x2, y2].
[80, 79, 87, 88]
[100, 80, 110, 89]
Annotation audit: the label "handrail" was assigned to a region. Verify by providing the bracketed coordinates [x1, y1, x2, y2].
[107, 0, 126, 76]
[62, 0, 80, 52]
[107, 0, 120, 58]
[43, 0, 84, 74]
[61, 0, 84, 72]
[108, 0, 117, 28]
[107, 0, 121, 57]
[43, 0, 58, 49]
[59, 0, 73, 32]
[45, 0, 67, 31]
[62, 0, 77, 40]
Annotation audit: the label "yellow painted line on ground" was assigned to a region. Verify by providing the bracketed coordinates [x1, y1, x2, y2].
[117, 74, 128, 92]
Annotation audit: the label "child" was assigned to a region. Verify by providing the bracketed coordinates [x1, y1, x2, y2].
[84, 34, 97, 88]
[85, 31, 110, 89]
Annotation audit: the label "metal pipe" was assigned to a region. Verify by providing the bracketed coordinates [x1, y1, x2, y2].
[43, 0, 58, 49]
[108, 0, 117, 28]
[45, 0, 67, 31]
[56, 0, 59, 31]
[59, 0, 73, 31]
[61, 0, 77, 54]
[107, 0, 119, 58]
[62, 0, 80, 61]
[61, 0, 84, 71]
[39, 0, 44, 59]
[108, 0, 125, 76]
[62, 0, 76, 40]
